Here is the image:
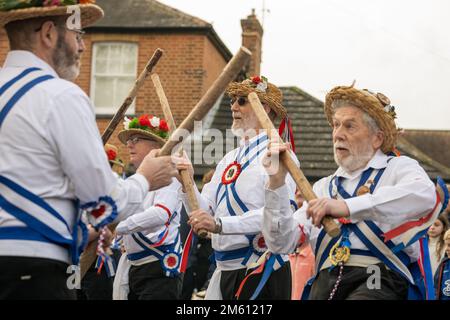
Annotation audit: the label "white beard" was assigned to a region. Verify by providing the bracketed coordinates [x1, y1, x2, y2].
[334, 142, 376, 173]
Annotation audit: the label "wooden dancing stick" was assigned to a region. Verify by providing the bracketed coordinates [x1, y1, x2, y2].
[81, 47, 251, 278]
[158, 46, 252, 156]
[151, 73, 207, 238]
[248, 92, 341, 238]
[80, 49, 164, 278]
[101, 48, 164, 144]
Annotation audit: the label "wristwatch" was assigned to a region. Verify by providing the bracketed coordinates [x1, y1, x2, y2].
[214, 217, 223, 234]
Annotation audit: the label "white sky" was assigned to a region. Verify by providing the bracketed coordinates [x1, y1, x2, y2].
[159, 0, 450, 130]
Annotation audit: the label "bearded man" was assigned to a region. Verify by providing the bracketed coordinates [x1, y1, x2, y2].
[0, 1, 176, 299]
[261, 85, 442, 300]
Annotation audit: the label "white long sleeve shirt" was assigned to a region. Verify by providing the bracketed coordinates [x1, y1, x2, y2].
[181, 132, 298, 270]
[116, 178, 182, 266]
[263, 150, 437, 272]
[0, 51, 150, 264]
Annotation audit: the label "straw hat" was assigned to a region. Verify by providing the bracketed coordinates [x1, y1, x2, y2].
[118, 114, 169, 147]
[324, 84, 398, 154]
[226, 76, 287, 119]
[0, 1, 103, 28]
[104, 143, 124, 168]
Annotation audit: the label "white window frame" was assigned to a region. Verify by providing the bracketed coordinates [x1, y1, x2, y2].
[90, 42, 139, 115]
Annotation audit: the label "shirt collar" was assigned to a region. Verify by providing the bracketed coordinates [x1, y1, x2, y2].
[3, 50, 59, 78]
[334, 149, 389, 179]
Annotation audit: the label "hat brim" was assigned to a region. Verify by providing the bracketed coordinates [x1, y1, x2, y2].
[109, 159, 124, 168]
[0, 4, 103, 28]
[226, 82, 287, 119]
[118, 128, 167, 147]
[324, 86, 398, 153]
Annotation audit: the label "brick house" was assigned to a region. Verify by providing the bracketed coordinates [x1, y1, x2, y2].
[0, 0, 236, 158]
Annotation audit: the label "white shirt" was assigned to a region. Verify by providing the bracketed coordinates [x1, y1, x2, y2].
[0, 51, 150, 264]
[263, 149, 437, 270]
[116, 178, 182, 266]
[181, 132, 298, 270]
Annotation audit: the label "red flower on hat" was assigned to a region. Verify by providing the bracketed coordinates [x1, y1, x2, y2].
[138, 114, 150, 127]
[251, 76, 261, 84]
[106, 149, 117, 161]
[159, 119, 169, 132]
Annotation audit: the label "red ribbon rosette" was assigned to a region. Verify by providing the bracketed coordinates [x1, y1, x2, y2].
[221, 161, 242, 185]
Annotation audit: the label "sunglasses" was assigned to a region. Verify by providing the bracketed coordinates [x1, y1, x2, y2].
[230, 96, 247, 107]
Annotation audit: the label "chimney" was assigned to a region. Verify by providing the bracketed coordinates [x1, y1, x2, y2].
[241, 9, 263, 77]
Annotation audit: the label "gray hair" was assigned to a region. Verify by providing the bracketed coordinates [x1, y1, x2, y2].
[331, 99, 380, 134]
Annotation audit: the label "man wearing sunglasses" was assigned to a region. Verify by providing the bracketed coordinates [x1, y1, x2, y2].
[176, 76, 299, 300]
[0, 2, 176, 299]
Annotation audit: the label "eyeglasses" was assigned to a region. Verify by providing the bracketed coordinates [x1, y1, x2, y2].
[126, 137, 152, 145]
[230, 97, 247, 107]
[69, 28, 85, 43]
[34, 22, 85, 43]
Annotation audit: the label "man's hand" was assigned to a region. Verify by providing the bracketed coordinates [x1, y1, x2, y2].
[263, 141, 289, 190]
[188, 209, 217, 234]
[306, 198, 350, 227]
[173, 152, 194, 192]
[137, 149, 179, 191]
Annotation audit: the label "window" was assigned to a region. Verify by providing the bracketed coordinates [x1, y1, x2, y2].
[91, 42, 138, 114]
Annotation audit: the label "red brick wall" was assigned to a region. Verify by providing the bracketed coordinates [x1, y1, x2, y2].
[202, 36, 228, 95]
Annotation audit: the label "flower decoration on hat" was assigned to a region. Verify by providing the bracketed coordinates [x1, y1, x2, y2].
[106, 148, 117, 162]
[104, 143, 124, 167]
[251, 75, 268, 93]
[362, 89, 397, 120]
[123, 114, 169, 139]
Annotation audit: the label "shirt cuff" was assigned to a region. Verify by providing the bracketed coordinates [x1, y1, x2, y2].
[220, 216, 241, 234]
[115, 222, 127, 235]
[345, 194, 374, 221]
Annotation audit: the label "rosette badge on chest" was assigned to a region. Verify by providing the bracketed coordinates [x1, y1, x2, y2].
[221, 161, 242, 185]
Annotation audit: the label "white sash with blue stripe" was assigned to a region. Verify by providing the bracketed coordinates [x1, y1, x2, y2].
[0, 68, 87, 264]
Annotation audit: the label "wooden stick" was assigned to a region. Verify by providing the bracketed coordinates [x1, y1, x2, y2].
[248, 92, 341, 238]
[158, 46, 252, 156]
[80, 49, 164, 279]
[101, 48, 164, 144]
[151, 74, 207, 237]
[80, 46, 251, 278]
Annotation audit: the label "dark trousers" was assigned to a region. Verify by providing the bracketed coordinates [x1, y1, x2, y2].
[77, 248, 121, 300]
[128, 260, 183, 300]
[220, 261, 291, 300]
[0, 256, 77, 300]
[77, 261, 113, 300]
[309, 263, 409, 300]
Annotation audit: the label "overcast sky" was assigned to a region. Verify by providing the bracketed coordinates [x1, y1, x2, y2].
[159, 0, 450, 130]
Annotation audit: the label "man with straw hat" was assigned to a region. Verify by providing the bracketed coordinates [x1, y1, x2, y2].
[261, 84, 446, 299]
[176, 75, 298, 300]
[0, 1, 177, 299]
[112, 114, 184, 300]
